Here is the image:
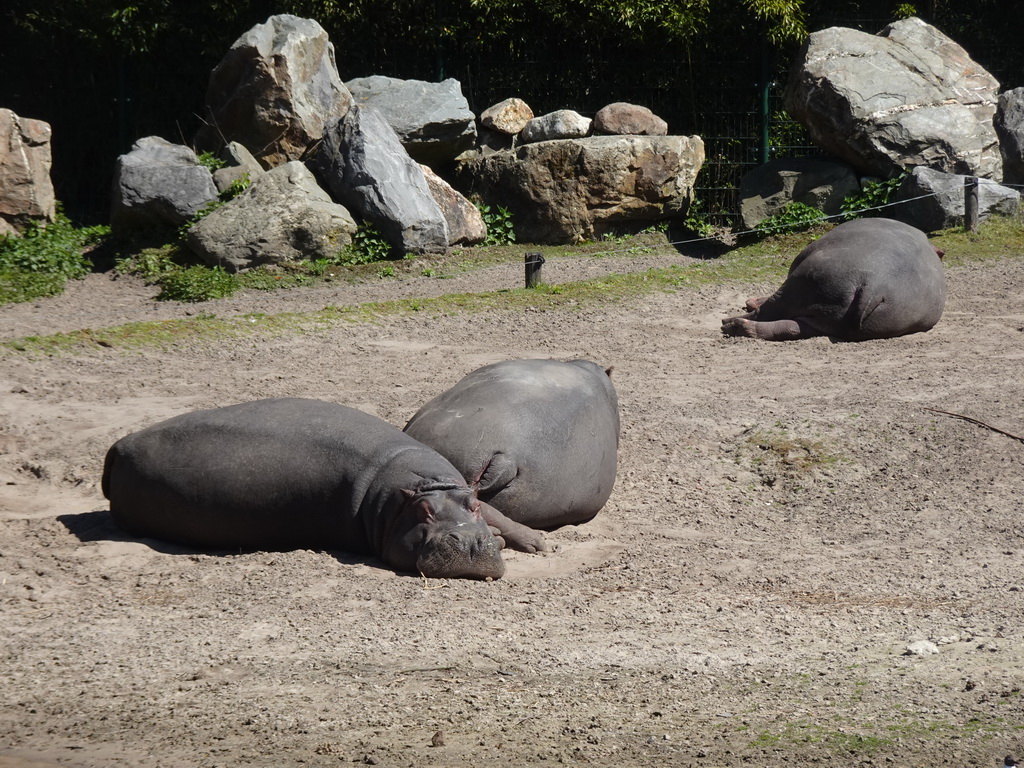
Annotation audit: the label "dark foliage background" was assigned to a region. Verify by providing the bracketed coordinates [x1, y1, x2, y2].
[2, 0, 1021, 228]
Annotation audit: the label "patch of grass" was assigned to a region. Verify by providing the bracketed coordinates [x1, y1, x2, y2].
[114, 244, 181, 280]
[931, 214, 1024, 266]
[156, 265, 238, 302]
[744, 429, 841, 472]
[0, 210, 109, 304]
[752, 714, 1020, 756]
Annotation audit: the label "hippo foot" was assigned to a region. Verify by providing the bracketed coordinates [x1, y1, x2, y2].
[744, 296, 770, 312]
[721, 316, 758, 337]
[722, 315, 817, 341]
[481, 504, 550, 554]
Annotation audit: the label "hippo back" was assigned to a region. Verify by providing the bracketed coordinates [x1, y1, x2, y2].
[763, 218, 946, 340]
[101, 398, 497, 573]
[404, 359, 620, 529]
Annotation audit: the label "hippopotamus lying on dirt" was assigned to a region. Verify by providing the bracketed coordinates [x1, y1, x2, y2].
[403, 359, 620, 531]
[721, 217, 946, 341]
[102, 398, 549, 580]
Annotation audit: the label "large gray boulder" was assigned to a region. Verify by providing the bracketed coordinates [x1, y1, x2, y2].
[110, 137, 218, 236]
[889, 166, 1019, 232]
[185, 161, 357, 272]
[995, 88, 1024, 185]
[345, 76, 476, 167]
[739, 157, 860, 229]
[313, 104, 449, 255]
[455, 135, 705, 244]
[0, 109, 55, 236]
[194, 15, 352, 168]
[786, 17, 1002, 181]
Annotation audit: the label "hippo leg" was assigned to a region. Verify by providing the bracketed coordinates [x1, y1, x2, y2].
[745, 296, 771, 312]
[721, 315, 822, 341]
[480, 502, 549, 554]
[470, 452, 518, 499]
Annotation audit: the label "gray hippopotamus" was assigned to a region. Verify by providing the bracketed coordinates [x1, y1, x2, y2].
[721, 217, 946, 341]
[403, 359, 619, 531]
[102, 398, 549, 580]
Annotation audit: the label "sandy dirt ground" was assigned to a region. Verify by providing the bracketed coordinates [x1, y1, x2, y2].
[1, 245, 1023, 768]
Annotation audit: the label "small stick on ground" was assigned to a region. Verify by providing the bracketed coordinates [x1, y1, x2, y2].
[924, 407, 1024, 444]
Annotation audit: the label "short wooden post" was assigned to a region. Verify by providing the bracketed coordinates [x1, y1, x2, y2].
[964, 176, 979, 233]
[525, 252, 545, 288]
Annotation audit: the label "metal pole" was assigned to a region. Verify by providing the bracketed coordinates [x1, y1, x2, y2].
[525, 252, 544, 288]
[964, 176, 979, 232]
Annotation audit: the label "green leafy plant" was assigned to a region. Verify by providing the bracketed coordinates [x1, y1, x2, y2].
[0, 210, 108, 304]
[332, 222, 393, 265]
[755, 202, 827, 236]
[196, 151, 226, 171]
[219, 172, 251, 201]
[178, 172, 251, 239]
[114, 246, 179, 281]
[840, 172, 908, 220]
[682, 197, 714, 238]
[478, 203, 516, 246]
[155, 265, 238, 302]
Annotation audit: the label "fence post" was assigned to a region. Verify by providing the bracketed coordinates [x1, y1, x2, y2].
[964, 176, 979, 233]
[525, 252, 544, 288]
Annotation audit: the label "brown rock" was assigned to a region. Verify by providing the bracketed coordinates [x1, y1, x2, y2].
[0, 109, 56, 233]
[480, 98, 535, 135]
[593, 102, 668, 136]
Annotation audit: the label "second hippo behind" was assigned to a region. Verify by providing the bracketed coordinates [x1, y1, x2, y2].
[404, 358, 620, 532]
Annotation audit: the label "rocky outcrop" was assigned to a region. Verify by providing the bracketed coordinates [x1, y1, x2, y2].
[739, 157, 860, 229]
[995, 88, 1024, 185]
[480, 98, 534, 135]
[456, 135, 704, 244]
[421, 165, 486, 246]
[345, 76, 476, 167]
[890, 166, 1019, 232]
[314, 104, 448, 255]
[194, 14, 352, 168]
[185, 161, 357, 272]
[521, 110, 592, 144]
[0, 109, 55, 235]
[110, 137, 218, 235]
[785, 17, 1002, 181]
[593, 103, 667, 136]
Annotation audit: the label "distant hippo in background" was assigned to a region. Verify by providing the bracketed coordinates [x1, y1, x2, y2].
[722, 217, 946, 341]
[404, 359, 620, 531]
[103, 398, 549, 580]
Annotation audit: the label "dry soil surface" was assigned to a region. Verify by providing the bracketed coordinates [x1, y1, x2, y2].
[1, 248, 1023, 768]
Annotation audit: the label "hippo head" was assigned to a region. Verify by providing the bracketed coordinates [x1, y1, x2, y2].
[386, 483, 506, 580]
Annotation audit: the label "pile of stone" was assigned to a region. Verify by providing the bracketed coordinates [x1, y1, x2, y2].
[101, 14, 705, 269]
[741, 16, 1022, 232]
[8, 14, 1024, 251]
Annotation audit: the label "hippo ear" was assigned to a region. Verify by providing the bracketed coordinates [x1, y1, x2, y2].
[401, 489, 436, 522]
[604, 365, 615, 378]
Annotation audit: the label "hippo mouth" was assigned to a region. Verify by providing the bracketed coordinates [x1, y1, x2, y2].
[417, 529, 506, 580]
